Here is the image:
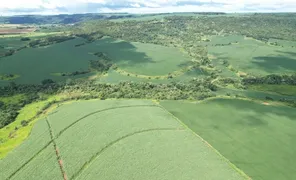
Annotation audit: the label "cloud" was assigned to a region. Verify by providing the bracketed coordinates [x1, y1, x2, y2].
[0, 0, 295, 15]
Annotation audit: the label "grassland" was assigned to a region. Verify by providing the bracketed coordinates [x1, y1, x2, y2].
[206, 35, 296, 76]
[0, 99, 246, 180]
[161, 98, 296, 180]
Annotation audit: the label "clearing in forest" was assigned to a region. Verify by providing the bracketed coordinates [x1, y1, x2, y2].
[0, 99, 246, 180]
[161, 98, 296, 180]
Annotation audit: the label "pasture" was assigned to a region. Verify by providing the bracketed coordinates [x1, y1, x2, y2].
[206, 35, 296, 76]
[0, 99, 246, 180]
[161, 98, 296, 180]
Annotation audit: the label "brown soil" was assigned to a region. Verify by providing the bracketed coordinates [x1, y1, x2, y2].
[0, 28, 35, 35]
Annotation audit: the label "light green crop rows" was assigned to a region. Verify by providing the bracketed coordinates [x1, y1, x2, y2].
[161, 98, 296, 180]
[54, 105, 182, 178]
[0, 119, 51, 179]
[77, 130, 244, 180]
[10, 144, 61, 180]
[0, 99, 247, 180]
[48, 99, 156, 134]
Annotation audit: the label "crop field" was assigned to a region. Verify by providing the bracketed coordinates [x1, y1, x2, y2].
[0, 37, 28, 58]
[161, 98, 296, 180]
[248, 84, 296, 97]
[268, 39, 296, 48]
[0, 119, 52, 179]
[83, 37, 192, 76]
[1, 37, 194, 85]
[0, 100, 246, 180]
[207, 35, 296, 76]
[0, 38, 95, 84]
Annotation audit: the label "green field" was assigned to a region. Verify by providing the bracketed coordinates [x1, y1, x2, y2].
[82, 37, 192, 76]
[0, 38, 94, 85]
[161, 98, 296, 180]
[249, 84, 296, 97]
[0, 119, 52, 179]
[0, 99, 246, 180]
[206, 35, 296, 76]
[0, 37, 192, 85]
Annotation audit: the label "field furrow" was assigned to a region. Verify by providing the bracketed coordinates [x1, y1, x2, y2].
[71, 128, 184, 179]
[76, 130, 245, 180]
[54, 104, 159, 138]
[46, 118, 68, 180]
[54, 104, 183, 178]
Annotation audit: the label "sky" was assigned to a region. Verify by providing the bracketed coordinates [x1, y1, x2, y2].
[0, 0, 295, 16]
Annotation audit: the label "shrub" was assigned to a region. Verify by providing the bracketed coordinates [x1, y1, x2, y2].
[21, 120, 29, 127]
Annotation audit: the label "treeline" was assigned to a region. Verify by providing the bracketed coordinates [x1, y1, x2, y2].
[29, 36, 75, 47]
[243, 74, 296, 85]
[0, 93, 39, 128]
[0, 77, 218, 127]
[0, 78, 217, 100]
[59, 70, 90, 77]
[1, 35, 75, 59]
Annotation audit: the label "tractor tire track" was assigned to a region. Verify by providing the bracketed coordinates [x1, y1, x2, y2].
[6, 105, 160, 179]
[71, 128, 185, 180]
[7, 141, 53, 180]
[55, 105, 160, 138]
[46, 118, 68, 180]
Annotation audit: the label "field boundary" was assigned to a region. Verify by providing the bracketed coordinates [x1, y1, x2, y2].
[157, 104, 252, 180]
[71, 128, 185, 180]
[46, 118, 68, 180]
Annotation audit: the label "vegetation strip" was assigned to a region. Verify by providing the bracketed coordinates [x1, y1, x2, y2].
[157, 105, 252, 180]
[45, 118, 68, 180]
[55, 105, 160, 138]
[71, 128, 185, 180]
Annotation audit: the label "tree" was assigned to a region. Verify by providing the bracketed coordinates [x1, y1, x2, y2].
[42, 79, 55, 85]
[20, 37, 31, 41]
[21, 120, 29, 127]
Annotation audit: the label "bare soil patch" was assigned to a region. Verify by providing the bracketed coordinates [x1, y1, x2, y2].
[0, 28, 35, 35]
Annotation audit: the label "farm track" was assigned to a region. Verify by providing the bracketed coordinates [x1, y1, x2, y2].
[71, 128, 185, 180]
[6, 104, 161, 179]
[46, 118, 68, 180]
